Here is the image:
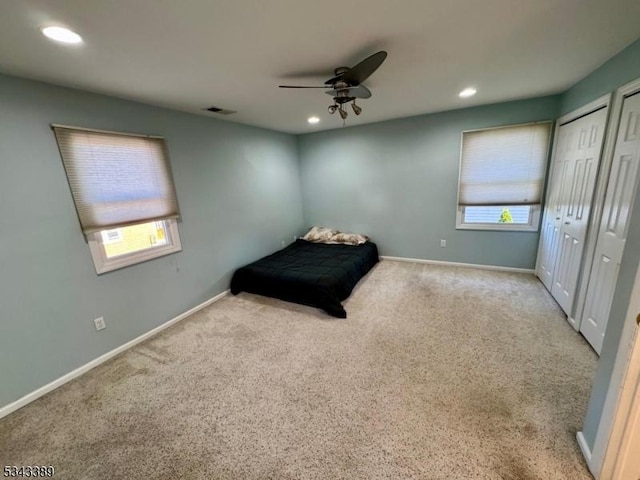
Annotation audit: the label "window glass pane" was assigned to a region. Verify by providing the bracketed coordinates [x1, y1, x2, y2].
[101, 228, 122, 244]
[463, 206, 530, 224]
[102, 221, 168, 258]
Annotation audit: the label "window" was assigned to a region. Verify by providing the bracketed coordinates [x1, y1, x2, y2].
[462, 206, 532, 224]
[100, 221, 167, 255]
[456, 122, 552, 231]
[53, 125, 182, 274]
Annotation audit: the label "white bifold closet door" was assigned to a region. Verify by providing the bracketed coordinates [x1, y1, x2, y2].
[537, 108, 608, 315]
[580, 92, 640, 354]
[537, 130, 570, 290]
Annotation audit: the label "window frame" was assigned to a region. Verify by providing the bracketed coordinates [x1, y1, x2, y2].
[455, 121, 552, 232]
[88, 218, 182, 274]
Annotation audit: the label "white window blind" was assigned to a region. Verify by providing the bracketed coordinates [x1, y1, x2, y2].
[53, 126, 180, 234]
[458, 122, 551, 206]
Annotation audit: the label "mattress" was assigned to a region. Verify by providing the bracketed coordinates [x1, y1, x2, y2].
[230, 239, 379, 318]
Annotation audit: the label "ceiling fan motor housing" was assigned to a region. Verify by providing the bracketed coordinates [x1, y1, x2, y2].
[333, 87, 355, 104]
[334, 95, 355, 104]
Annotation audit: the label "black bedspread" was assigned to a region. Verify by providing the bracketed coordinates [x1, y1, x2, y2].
[230, 239, 379, 318]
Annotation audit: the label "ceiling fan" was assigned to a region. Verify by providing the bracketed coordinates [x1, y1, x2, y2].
[279, 51, 387, 121]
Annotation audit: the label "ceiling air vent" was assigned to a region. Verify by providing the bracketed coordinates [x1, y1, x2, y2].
[204, 106, 237, 115]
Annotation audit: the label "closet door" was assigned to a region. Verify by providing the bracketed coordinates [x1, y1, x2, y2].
[538, 131, 570, 290]
[550, 108, 608, 314]
[581, 92, 640, 354]
[537, 106, 609, 315]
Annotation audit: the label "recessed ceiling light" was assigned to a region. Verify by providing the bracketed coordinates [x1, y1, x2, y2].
[308, 116, 320, 124]
[459, 87, 477, 98]
[41, 26, 83, 45]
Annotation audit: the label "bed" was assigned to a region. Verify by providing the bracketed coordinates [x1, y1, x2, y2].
[230, 238, 379, 318]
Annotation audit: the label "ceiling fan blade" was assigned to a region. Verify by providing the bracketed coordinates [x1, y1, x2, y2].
[350, 85, 372, 99]
[324, 85, 372, 99]
[341, 51, 387, 85]
[279, 85, 328, 88]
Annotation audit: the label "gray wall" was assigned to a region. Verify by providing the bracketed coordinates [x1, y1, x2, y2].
[560, 37, 640, 115]
[0, 74, 304, 408]
[561, 38, 640, 450]
[298, 96, 560, 269]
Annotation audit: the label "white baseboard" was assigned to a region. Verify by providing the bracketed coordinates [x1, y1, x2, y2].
[0, 290, 230, 420]
[577, 431, 596, 477]
[380, 255, 535, 274]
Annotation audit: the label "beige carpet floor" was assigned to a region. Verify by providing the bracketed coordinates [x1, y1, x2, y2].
[0, 260, 597, 479]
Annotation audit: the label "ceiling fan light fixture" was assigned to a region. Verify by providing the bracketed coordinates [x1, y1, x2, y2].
[41, 26, 83, 44]
[279, 51, 388, 124]
[459, 87, 477, 98]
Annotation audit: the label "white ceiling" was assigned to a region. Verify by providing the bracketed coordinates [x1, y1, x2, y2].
[1, 1, 639, 134]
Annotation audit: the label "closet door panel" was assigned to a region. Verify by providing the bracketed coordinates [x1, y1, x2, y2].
[581, 93, 640, 353]
[550, 108, 608, 315]
[537, 147, 569, 290]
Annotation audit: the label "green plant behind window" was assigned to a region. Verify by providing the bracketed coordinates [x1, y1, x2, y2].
[499, 208, 513, 223]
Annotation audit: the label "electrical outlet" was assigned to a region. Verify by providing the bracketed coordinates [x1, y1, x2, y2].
[94, 317, 106, 331]
[293, 235, 297, 241]
[440, 239, 447, 247]
[281, 240, 286, 248]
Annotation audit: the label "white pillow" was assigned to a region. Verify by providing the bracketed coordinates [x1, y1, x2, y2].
[327, 232, 369, 245]
[302, 226, 370, 245]
[301, 226, 338, 243]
